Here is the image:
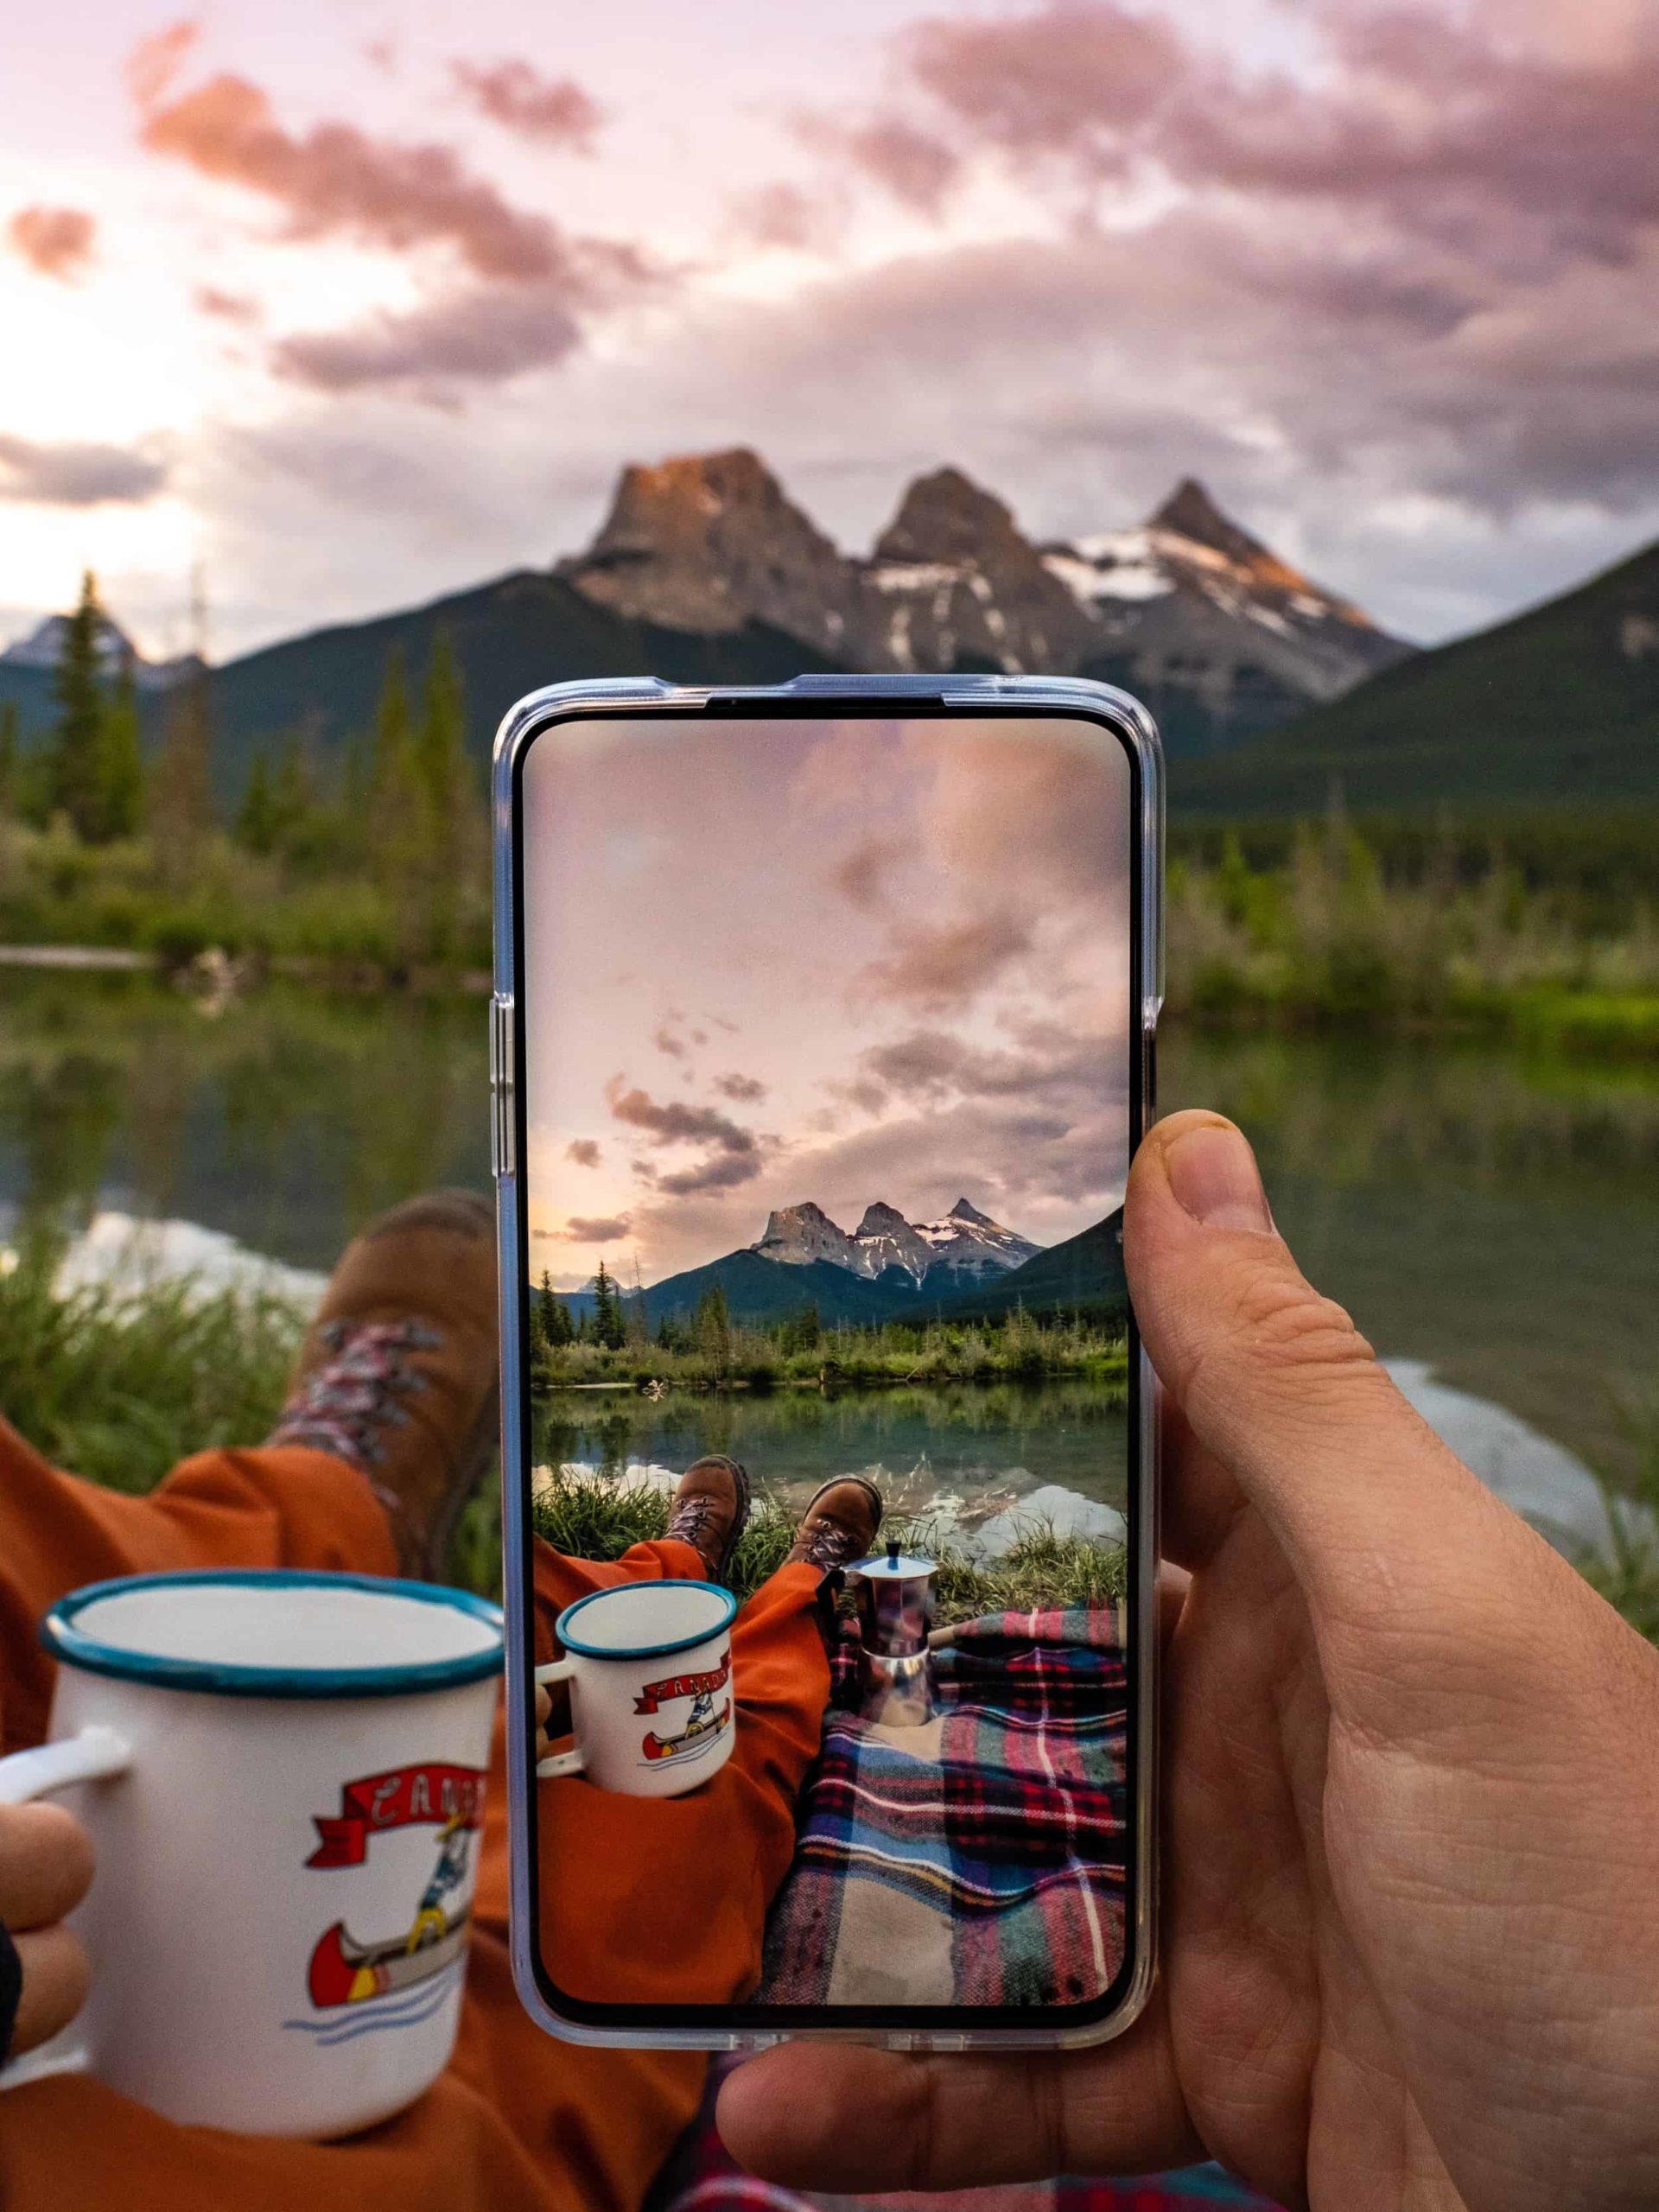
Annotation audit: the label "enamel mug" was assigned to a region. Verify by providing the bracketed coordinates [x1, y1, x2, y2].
[0, 1569, 502, 2137]
[535, 1580, 736, 1799]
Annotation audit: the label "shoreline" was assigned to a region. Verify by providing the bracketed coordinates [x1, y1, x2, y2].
[3, 939, 1654, 1049]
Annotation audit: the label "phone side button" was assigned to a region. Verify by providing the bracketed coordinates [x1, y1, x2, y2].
[490, 994, 516, 1178]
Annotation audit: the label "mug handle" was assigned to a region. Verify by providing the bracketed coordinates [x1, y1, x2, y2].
[531, 1658, 586, 1781]
[0, 1726, 132, 2093]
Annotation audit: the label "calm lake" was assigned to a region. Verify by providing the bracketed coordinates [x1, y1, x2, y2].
[2, 968, 1654, 1497]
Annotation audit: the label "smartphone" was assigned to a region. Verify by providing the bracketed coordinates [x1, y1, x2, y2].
[491, 674, 1161, 2051]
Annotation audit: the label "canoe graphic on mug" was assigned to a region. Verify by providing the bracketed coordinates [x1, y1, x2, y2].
[641, 1692, 732, 1765]
[308, 1798, 480, 2009]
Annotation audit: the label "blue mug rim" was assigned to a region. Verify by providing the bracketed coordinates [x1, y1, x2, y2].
[40, 1569, 505, 1700]
[555, 1579, 737, 1662]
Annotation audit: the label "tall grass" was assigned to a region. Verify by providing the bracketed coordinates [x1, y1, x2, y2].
[1166, 819, 1659, 1049]
[0, 1243, 302, 1492]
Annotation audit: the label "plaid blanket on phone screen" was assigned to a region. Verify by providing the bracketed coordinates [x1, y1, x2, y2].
[757, 1606, 1129, 2008]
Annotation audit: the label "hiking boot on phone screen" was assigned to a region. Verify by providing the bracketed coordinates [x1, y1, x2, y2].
[665, 1455, 752, 1580]
[786, 1476, 884, 1574]
[266, 1190, 499, 1580]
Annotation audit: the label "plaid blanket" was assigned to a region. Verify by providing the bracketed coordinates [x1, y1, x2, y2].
[758, 1606, 1128, 2008]
[646, 2058, 1277, 2212]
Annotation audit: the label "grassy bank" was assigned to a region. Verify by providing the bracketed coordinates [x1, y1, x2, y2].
[1166, 818, 1659, 1051]
[4, 804, 1659, 1050]
[0, 815, 490, 974]
[531, 1314, 1130, 1396]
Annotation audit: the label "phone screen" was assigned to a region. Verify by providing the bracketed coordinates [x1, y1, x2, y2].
[514, 708, 1142, 2030]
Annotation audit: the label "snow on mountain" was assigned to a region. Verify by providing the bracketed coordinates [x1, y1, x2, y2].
[752, 1195, 1041, 1288]
[560, 450, 1412, 752]
[0, 612, 197, 692]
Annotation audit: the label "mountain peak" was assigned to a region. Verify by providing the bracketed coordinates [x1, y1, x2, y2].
[874, 466, 1025, 568]
[561, 447, 859, 654]
[949, 1196, 992, 1225]
[1149, 478, 1276, 567]
[855, 1200, 909, 1236]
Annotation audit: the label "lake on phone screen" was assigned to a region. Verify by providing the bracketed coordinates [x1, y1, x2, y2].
[2, 971, 1654, 1529]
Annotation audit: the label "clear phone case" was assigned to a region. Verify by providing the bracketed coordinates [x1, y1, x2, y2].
[491, 674, 1162, 2050]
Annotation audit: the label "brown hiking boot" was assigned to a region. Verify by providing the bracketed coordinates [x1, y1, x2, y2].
[786, 1476, 884, 1573]
[664, 1454, 751, 1580]
[266, 1190, 498, 1580]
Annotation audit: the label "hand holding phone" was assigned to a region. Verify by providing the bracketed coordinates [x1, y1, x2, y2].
[720, 1111, 1659, 2209]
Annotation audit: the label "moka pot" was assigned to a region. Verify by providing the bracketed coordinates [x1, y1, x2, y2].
[849, 1538, 938, 1726]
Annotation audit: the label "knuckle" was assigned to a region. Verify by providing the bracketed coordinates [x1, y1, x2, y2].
[1223, 1264, 1376, 1383]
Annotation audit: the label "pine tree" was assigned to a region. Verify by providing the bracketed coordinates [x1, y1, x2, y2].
[413, 627, 481, 961]
[365, 646, 430, 955]
[695, 1282, 732, 1376]
[48, 571, 108, 839]
[236, 751, 281, 853]
[590, 1259, 627, 1351]
[270, 734, 319, 850]
[538, 1269, 574, 1347]
[95, 654, 144, 841]
[0, 702, 19, 820]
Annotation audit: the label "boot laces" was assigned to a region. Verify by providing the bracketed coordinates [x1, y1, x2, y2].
[267, 1319, 441, 1475]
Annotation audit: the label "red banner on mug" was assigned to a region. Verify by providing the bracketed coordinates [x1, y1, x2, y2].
[632, 1649, 731, 1715]
[307, 1762, 487, 1868]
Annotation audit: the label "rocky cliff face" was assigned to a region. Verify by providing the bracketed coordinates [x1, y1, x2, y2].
[753, 1199, 862, 1271]
[559, 448, 1412, 751]
[556, 448, 869, 664]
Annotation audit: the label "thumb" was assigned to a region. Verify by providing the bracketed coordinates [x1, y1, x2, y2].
[1125, 1111, 1545, 1633]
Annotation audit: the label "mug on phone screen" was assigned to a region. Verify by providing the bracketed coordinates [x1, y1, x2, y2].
[535, 1580, 736, 1799]
[0, 1569, 502, 2138]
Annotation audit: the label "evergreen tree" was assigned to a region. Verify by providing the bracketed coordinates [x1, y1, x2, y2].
[0, 702, 18, 820]
[270, 734, 319, 849]
[236, 751, 281, 854]
[412, 627, 482, 961]
[365, 646, 430, 953]
[781, 1300, 821, 1355]
[590, 1259, 627, 1351]
[47, 571, 108, 839]
[694, 1282, 732, 1375]
[94, 654, 144, 841]
[538, 1269, 575, 1347]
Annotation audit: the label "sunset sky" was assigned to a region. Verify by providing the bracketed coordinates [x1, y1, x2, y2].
[3, 1, 1656, 664]
[519, 714, 1134, 1288]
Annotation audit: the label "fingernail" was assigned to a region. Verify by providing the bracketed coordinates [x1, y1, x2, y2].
[1164, 1122, 1274, 1232]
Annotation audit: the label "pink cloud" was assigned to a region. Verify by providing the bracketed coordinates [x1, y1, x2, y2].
[140, 72, 567, 280]
[860, 909, 1031, 1009]
[451, 60, 602, 150]
[7, 206, 96, 281]
[555, 1213, 631, 1242]
[0, 435, 167, 505]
